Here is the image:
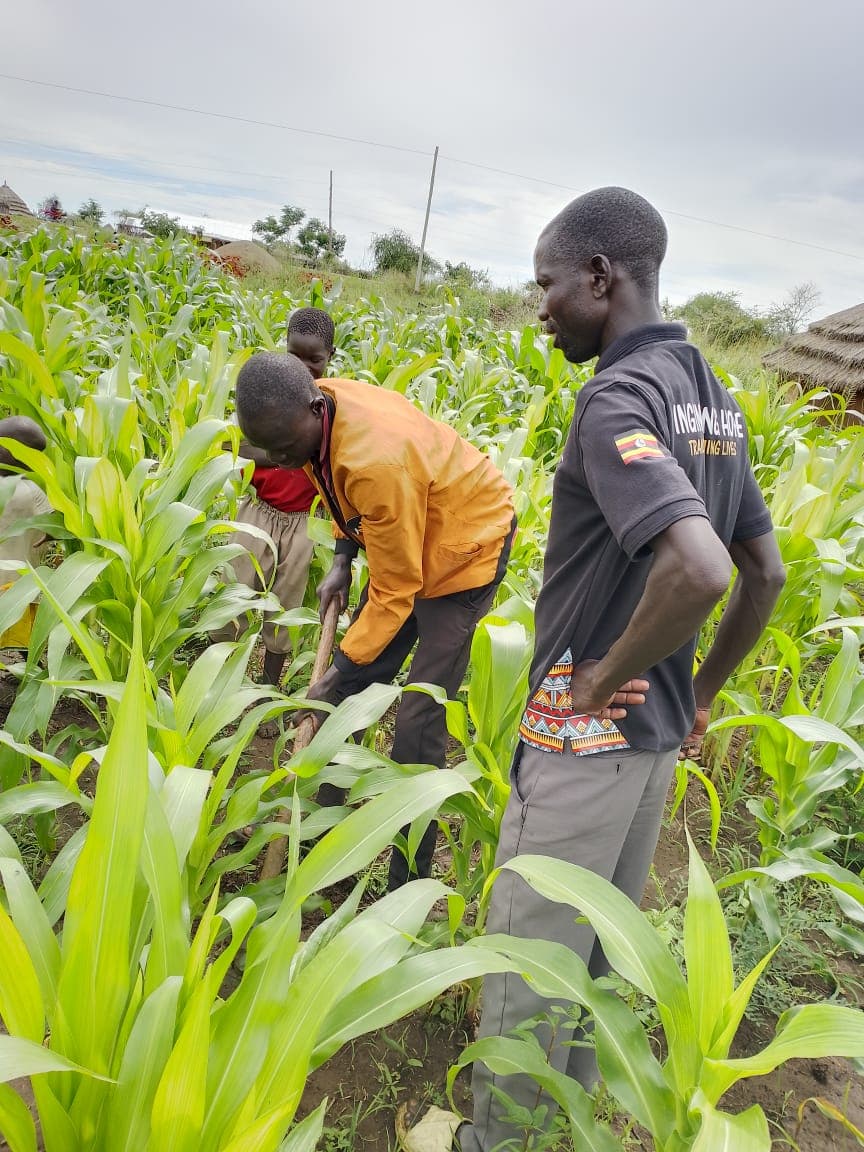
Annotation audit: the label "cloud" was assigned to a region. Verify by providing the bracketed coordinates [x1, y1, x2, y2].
[2, 0, 862, 315]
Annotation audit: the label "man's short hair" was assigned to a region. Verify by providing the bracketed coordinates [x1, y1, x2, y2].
[0, 416, 47, 451]
[235, 352, 317, 424]
[544, 187, 668, 290]
[287, 306, 335, 349]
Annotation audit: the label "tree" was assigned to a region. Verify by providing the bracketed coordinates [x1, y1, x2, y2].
[77, 198, 105, 225]
[296, 217, 346, 263]
[38, 195, 66, 221]
[371, 228, 440, 277]
[766, 282, 821, 338]
[674, 291, 767, 346]
[444, 260, 492, 290]
[139, 209, 185, 238]
[252, 203, 305, 245]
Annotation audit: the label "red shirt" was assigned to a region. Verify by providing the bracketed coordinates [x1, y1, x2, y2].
[251, 466, 317, 513]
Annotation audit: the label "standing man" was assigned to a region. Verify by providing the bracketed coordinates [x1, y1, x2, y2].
[234, 353, 516, 889]
[406, 187, 786, 1151]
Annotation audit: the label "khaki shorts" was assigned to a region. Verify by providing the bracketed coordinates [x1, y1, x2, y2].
[217, 497, 314, 654]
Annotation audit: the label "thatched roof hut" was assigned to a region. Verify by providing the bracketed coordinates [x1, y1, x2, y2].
[763, 303, 864, 404]
[0, 182, 33, 216]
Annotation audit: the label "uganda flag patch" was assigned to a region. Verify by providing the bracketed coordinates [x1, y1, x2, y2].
[614, 430, 665, 464]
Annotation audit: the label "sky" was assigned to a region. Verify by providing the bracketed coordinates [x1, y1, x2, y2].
[2, 0, 863, 317]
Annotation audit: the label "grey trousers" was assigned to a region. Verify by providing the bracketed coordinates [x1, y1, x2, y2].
[459, 742, 678, 1152]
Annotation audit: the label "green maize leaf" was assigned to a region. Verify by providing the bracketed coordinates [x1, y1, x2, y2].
[0, 575, 40, 639]
[717, 848, 864, 912]
[104, 977, 182, 1152]
[0, 1036, 103, 1082]
[85, 457, 142, 566]
[703, 1004, 864, 1103]
[53, 607, 150, 1075]
[689, 1091, 770, 1152]
[160, 766, 211, 869]
[709, 945, 779, 1060]
[312, 946, 516, 1066]
[683, 830, 733, 1053]
[821, 921, 864, 957]
[470, 933, 675, 1141]
[354, 876, 457, 938]
[252, 920, 410, 1130]
[222, 1098, 318, 1152]
[284, 769, 472, 909]
[0, 857, 61, 1012]
[709, 711, 864, 764]
[0, 781, 85, 824]
[672, 760, 721, 850]
[497, 856, 693, 1052]
[286, 881, 366, 983]
[0, 732, 77, 790]
[30, 1077, 78, 1150]
[146, 419, 227, 515]
[806, 616, 864, 636]
[382, 353, 439, 394]
[181, 887, 222, 1009]
[0, 333, 58, 398]
[140, 789, 188, 996]
[273, 1101, 327, 1152]
[27, 555, 113, 679]
[173, 639, 255, 737]
[38, 825, 87, 928]
[0, 1081, 37, 1152]
[150, 973, 213, 1152]
[0, 902, 43, 1043]
[0, 828, 21, 863]
[207, 898, 258, 1001]
[286, 682, 402, 778]
[448, 1035, 620, 1152]
[0, 441, 79, 531]
[816, 627, 860, 726]
[137, 501, 204, 578]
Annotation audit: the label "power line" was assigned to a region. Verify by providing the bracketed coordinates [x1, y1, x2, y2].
[3, 71, 863, 264]
[0, 73, 430, 158]
[0, 137, 330, 188]
[440, 155, 864, 263]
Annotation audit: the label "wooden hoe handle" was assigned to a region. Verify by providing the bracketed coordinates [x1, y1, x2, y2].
[258, 598, 341, 880]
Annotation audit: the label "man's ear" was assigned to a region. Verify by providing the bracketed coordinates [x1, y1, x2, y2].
[589, 254, 612, 299]
[310, 395, 326, 417]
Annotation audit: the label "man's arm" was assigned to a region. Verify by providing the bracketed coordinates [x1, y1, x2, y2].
[693, 531, 785, 708]
[571, 516, 733, 713]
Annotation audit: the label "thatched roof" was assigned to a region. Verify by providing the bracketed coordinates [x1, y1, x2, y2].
[0, 182, 33, 216]
[763, 303, 864, 398]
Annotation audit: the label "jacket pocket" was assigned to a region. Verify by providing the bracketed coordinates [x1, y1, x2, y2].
[438, 541, 482, 564]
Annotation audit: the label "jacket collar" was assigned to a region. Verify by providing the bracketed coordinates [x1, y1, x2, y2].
[595, 323, 687, 374]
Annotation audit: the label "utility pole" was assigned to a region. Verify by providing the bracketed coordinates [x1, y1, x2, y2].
[328, 169, 334, 258]
[414, 145, 438, 293]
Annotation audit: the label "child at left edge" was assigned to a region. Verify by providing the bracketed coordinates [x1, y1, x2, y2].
[0, 416, 53, 672]
[221, 307, 335, 689]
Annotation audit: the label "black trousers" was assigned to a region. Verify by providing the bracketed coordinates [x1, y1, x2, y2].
[318, 522, 515, 888]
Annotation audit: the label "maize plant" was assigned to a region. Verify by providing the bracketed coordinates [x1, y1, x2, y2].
[457, 834, 864, 1150]
[0, 614, 520, 1152]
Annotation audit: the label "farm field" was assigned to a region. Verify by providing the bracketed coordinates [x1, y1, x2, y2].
[0, 224, 863, 1151]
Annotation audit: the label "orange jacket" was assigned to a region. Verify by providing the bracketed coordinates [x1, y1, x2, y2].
[304, 379, 514, 668]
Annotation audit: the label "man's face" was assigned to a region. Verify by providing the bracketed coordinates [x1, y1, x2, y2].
[534, 233, 606, 364]
[240, 397, 325, 470]
[287, 332, 333, 379]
